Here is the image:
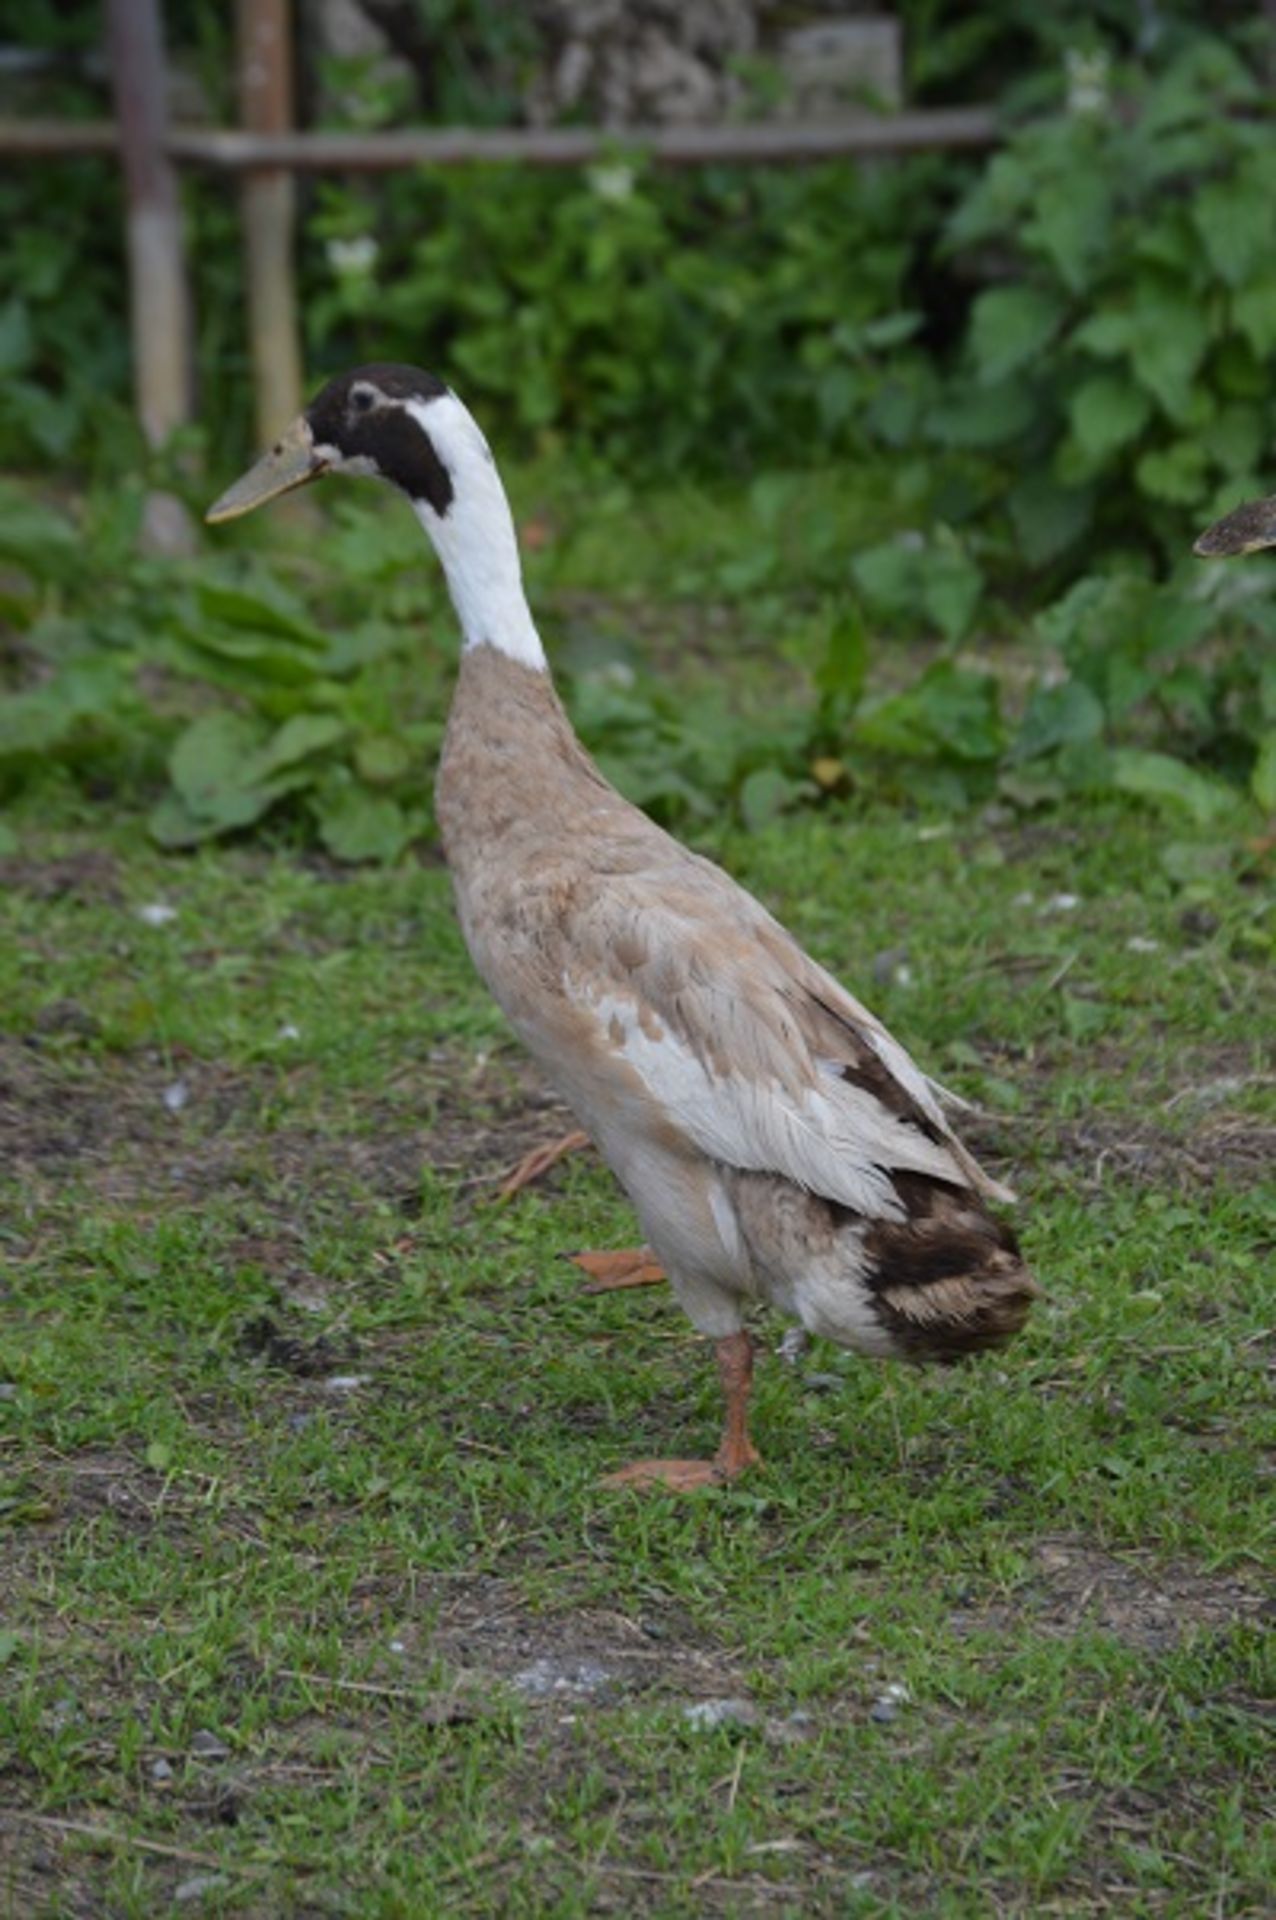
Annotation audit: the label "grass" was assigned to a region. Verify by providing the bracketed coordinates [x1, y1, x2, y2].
[2, 790, 1272, 1918]
[1, 469, 1273, 1916]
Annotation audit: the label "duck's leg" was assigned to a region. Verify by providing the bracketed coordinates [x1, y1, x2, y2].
[566, 1248, 667, 1292]
[601, 1330, 761, 1491]
[495, 1129, 590, 1198]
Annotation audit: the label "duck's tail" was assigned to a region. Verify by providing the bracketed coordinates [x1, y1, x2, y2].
[861, 1173, 1038, 1362]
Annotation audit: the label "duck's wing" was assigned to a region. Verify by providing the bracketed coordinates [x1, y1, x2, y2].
[563, 853, 1012, 1224]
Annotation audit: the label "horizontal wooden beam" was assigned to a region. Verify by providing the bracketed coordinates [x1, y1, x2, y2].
[0, 106, 1000, 169]
[0, 117, 118, 154]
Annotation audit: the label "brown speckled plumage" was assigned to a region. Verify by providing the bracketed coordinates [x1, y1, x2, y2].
[438, 648, 1037, 1369]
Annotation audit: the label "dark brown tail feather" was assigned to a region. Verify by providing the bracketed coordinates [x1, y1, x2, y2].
[858, 1174, 1039, 1362]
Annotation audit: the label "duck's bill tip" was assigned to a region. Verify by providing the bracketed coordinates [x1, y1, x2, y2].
[205, 422, 325, 524]
[1193, 494, 1276, 559]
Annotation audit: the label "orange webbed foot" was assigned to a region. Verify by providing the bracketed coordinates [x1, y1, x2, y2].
[600, 1331, 762, 1491]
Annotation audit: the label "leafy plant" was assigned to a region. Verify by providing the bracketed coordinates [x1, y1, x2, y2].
[0, 483, 438, 861]
[941, 33, 1276, 569]
[303, 155, 947, 474]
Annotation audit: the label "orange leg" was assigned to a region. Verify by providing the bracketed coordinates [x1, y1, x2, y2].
[566, 1248, 667, 1292]
[601, 1330, 761, 1492]
[495, 1129, 590, 1199]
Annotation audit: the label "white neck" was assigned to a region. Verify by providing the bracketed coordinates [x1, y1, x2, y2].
[405, 395, 547, 671]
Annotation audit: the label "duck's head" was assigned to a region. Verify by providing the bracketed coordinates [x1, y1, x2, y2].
[208, 362, 547, 668]
[206, 363, 464, 524]
[1193, 491, 1276, 558]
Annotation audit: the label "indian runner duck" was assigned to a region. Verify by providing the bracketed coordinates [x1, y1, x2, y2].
[208, 364, 1037, 1490]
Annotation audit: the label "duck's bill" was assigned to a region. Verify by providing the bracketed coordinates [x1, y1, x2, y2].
[205, 417, 326, 524]
[1193, 492, 1276, 558]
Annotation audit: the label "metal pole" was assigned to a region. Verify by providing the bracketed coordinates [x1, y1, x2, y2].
[235, 0, 303, 441]
[103, 0, 193, 446]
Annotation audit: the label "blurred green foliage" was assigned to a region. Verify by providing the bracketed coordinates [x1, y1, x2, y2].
[1, 9, 1274, 853]
[939, 33, 1276, 567]
[304, 156, 942, 474]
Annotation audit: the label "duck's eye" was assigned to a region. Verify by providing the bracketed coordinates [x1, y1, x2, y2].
[351, 388, 375, 413]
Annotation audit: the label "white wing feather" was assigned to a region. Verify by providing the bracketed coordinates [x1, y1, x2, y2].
[564, 872, 1007, 1223]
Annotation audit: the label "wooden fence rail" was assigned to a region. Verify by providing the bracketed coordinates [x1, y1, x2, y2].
[0, 106, 1000, 169]
[5, 0, 1001, 450]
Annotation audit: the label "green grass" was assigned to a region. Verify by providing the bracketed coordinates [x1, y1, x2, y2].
[1, 769, 1272, 1915]
[2, 448, 1273, 1915]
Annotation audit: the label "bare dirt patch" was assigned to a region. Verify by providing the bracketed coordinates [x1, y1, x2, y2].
[0, 850, 121, 905]
[1046, 1109, 1276, 1190]
[953, 1533, 1271, 1651]
[0, 1033, 578, 1229]
[416, 1574, 747, 1707]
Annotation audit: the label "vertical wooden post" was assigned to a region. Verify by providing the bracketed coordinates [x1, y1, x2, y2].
[104, 0, 193, 446]
[236, 0, 304, 442]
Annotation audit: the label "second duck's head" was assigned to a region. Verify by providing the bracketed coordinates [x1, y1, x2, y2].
[206, 363, 491, 526]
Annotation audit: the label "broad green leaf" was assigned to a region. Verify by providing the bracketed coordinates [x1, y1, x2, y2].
[921, 540, 984, 645]
[1127, 291, 1209, 422]
[149, 792, 215, 849]
[815, 606, 868, 708]
[1262, 660, 1276, 724]
[1191, 178, 1274, 289]
[315, 789, 412, 864]
[0, 687, 83, 760]
[852, 537, 981, 643]
[1073, 309, 1133, 359]
[860, 311, 923, 350]
[1011, 680, 1106, 763]
[1068, 375, 1151, 462]
[969, 286, 1066, 386]
[195, 582, 327, 649]
[929, 380, 1035, 451]
[0, 300, 32, 376]
[1135, 441, 1209, 505]
[354, 734, 414, 785]
[1199, 405, 1263, 476]
[852, 542, 917, 621]
[178, 618, 326, 687]
[1025, 172, 1111, 294]
[169, 712, 268, 814]
[738, 766, 801, 832]
[0, 481, 80, 579]
[253, 713, 347, 779]
[1232, 276, 1276, 358]
[0, 659, 124, 761]
[1007, 474, 1093, 566]
[1110, 748, 1234, 823]
[854, 662, 1003, 763]
[1251, 732, 1276, 814]
[9, 381, 78, 459]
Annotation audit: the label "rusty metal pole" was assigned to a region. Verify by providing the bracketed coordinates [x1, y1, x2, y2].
[104, 0, 193, 447]
[236, 0, 304, 442]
